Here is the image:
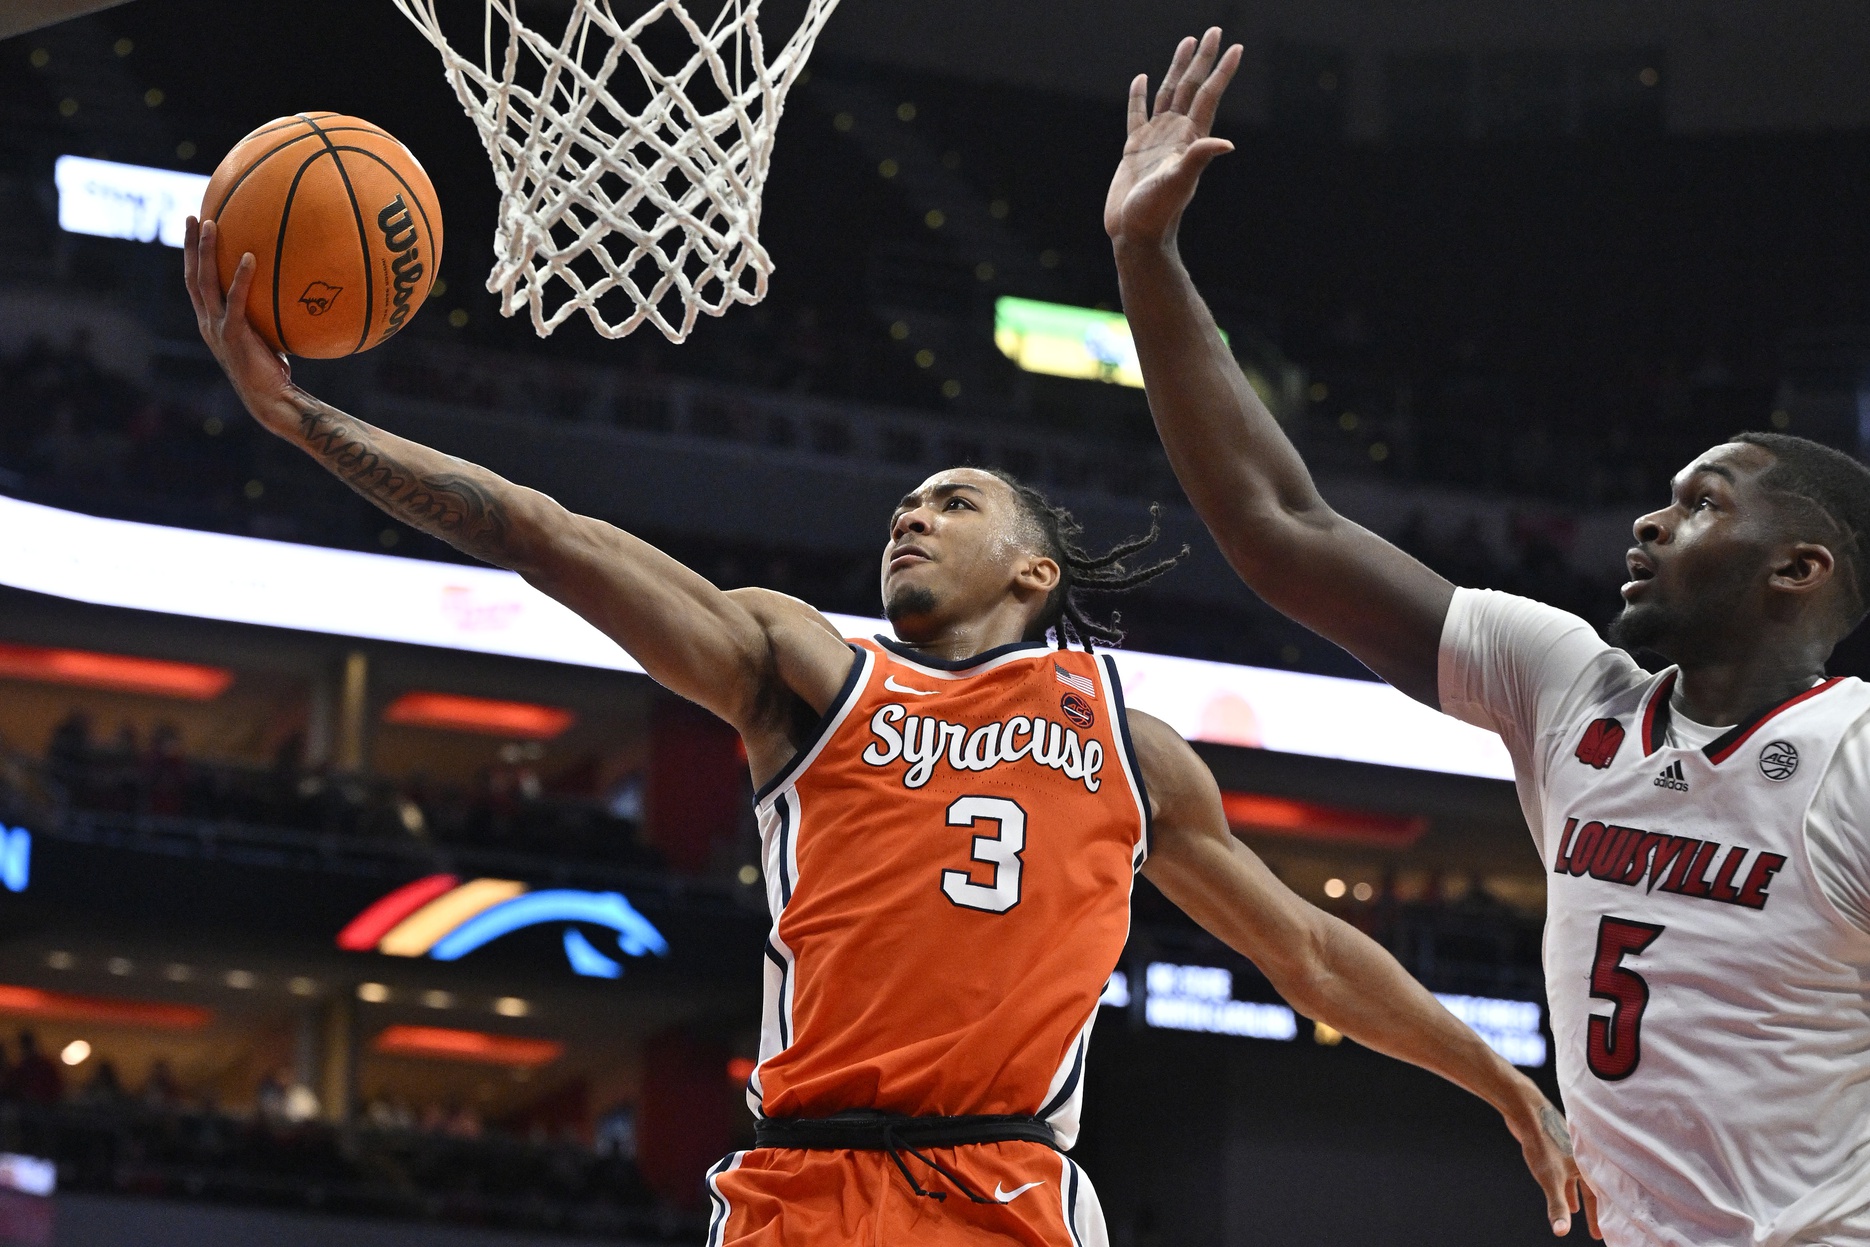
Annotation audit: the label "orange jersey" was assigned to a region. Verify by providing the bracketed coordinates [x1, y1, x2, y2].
[748, 636, 1149, 1147]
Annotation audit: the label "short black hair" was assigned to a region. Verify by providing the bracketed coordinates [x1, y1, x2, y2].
[1730, 431, 1870, 628]
[982, 468, 1188, 648]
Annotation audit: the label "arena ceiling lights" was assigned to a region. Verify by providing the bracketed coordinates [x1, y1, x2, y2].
[1219, 793, 1428, 849]
[381, 691, 574, 739]
[0, 641, 232, 700]
[371, 1024, 562, 1067]
[0, 984, 211, 1030]
[0, 495, 1513, 780]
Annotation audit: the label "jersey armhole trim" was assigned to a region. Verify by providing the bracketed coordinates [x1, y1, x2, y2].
[753, 644, 870, 806]
[1100, 653, 1153, 866]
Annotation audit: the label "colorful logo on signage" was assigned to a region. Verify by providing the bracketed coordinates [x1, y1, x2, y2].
[0, 827, 29, 894]
[336, 874, 667, 979]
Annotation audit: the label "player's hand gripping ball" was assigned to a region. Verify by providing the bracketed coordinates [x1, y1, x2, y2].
[200, 113, 443, 358]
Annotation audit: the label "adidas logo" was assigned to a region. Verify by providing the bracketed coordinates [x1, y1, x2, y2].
[1653, 760, 1689, 792]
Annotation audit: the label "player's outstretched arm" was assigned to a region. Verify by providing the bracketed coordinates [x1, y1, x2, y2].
[182, 217, 854, 740]
[1131, 711, 1599, 1238]
[1107, 32, 1452, 705]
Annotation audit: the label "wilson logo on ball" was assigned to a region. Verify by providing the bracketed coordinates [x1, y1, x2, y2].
[298, 281, 342, 316]
[377, 194, 425, 337]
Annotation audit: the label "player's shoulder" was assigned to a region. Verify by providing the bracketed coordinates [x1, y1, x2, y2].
[1805, 682, 1870, 809]
[1442, 587, 1653, 738]
[1448, 586, 1609, 649]
[1453, 587, 1639, 680]
[723, 587, 859, 717]
[724, 586, 846, 641]
[1826, 678, 1870, 751]
[1122, 708, 1206, 807]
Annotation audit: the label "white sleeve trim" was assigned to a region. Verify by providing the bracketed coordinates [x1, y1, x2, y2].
[1806, 711, 1870, 935]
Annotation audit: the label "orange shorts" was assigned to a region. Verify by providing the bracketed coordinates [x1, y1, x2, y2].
[704, 1141, 1107, 1247]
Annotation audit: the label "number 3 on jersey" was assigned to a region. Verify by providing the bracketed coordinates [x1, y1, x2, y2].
[1588, 916, 1666, 1081]
[942, 796, 1026, 913]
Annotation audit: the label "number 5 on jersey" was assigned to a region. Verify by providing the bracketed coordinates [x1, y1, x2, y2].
[942, 796, 1026, 913]
[1588, 916, 1666, 1081]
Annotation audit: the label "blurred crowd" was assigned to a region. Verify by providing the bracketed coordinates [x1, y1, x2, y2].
[1395, 509, 1619, 633]
[0, 1033, 677, 1240]
[0, 334, 253, 517]
[39, 710, 667, 871]
[0, 1026, 676, 1237]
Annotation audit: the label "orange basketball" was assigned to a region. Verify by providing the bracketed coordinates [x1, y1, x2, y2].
[201, 113, 443, 359]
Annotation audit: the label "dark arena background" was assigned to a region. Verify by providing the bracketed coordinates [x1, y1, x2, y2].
[0, 2, 1866, 1244]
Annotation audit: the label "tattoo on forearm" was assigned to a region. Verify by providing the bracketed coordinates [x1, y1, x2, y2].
[294, 402, 510, 559]
[1540, 1105, 1575, 1158]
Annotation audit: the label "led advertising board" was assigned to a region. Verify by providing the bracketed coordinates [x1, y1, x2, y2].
[995, 297, 1140, 388]
[993, 296, 1228, 389]
[337, 874, 669, 979]
[1435, 993, 1548, 1068]
[1128, 962, 1546, 1066]
[1143, 962, 1299, 1040]
[0, 1154, 55, 1197]
[0, 495, 1512, 779]
[54, 155, 209, 248]
[9, 831, 748, 985]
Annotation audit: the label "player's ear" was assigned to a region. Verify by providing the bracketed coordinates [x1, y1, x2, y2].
[1767, 541, 1835, 598]
[1015, 553, 1061, 597]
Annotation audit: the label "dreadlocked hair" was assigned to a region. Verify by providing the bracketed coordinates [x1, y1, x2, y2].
[982, 468, 1190, 649]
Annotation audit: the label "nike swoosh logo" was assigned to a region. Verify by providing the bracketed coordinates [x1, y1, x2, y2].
[993, 1180, 1046, 1203]
[884, 676, 939, 697]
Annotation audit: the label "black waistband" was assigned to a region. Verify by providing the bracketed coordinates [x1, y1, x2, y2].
[753, 1111, 1058, 1153]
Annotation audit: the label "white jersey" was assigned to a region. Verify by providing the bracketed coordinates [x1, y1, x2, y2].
[1440, 589, 1870, 1247]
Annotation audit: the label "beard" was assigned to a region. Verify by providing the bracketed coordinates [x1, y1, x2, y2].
[884, 584, 938, 627]
[1607, 553, 1760, 662]
[1606, 600, 1677, 655]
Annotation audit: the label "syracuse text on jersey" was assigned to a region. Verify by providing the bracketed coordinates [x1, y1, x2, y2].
[860, 703, 1105, 792]
[1551, 817, 1786, 911]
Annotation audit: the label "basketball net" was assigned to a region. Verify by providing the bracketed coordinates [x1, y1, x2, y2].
[392, 0, 840, 342]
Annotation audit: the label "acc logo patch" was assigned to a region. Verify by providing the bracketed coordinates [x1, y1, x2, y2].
[298, 281, 343, 316]
[1759, 740, 1799, 782]
[1575, 717, 1625, 769]
[1059, 692, 1095, 729]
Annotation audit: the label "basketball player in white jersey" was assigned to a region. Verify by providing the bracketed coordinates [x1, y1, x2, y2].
[1112, 29, 1870, 1246]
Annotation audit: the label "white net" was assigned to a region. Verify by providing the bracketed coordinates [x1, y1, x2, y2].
[392, 0, 840, 342]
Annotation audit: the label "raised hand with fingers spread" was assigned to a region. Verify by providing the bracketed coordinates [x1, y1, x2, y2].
[1104, 28, 1242, 249]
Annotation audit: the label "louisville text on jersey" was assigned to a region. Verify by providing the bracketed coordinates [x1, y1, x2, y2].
[1551, 816, 1787, 911]
[861, 703, 1105, 792]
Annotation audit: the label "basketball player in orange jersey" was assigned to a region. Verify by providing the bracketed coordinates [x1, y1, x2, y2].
[1115, 29, 1870, 1247]
[183, 215, 1582, 1243]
